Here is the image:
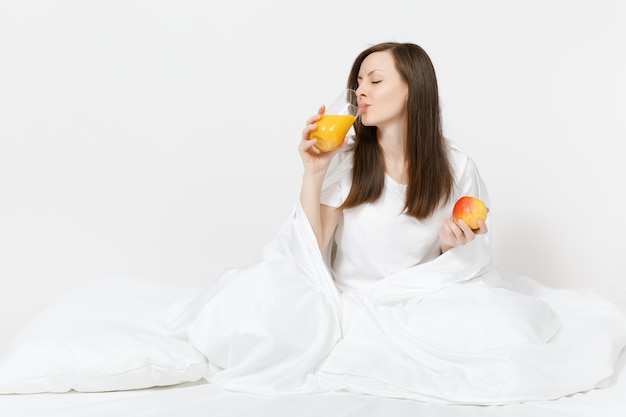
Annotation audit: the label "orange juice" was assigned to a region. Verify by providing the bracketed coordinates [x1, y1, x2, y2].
[311, 114, 357, 152]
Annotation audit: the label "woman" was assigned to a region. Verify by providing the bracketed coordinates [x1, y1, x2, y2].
[299, 42, 488, 292]
[166, 42, 626, 404]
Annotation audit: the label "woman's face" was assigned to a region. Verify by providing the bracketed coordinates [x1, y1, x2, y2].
[355, 51, 408, 129]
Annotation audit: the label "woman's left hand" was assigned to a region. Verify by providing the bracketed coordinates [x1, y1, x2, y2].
[439, 218, 488, 254]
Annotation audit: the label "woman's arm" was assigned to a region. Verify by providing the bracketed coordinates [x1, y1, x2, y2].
[439, 218, 488, 254]
[298, 106, 345, 252]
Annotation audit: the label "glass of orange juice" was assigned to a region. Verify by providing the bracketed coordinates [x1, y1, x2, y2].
[311, 89, 359, 152]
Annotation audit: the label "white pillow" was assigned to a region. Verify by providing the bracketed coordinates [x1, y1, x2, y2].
[0, 275, 208, 394]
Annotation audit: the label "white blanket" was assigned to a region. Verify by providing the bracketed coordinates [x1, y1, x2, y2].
[164, 201, 626, 405]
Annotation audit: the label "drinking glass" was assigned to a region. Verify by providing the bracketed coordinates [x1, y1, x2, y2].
[310, 89, 359, 152]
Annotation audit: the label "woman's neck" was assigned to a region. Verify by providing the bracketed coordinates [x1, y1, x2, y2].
[377, 124, 408, 184]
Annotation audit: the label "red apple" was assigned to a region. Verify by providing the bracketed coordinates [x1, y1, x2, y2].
[453, 196, 489, 230]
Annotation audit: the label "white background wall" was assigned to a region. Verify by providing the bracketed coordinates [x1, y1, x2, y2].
[1, 0, 624, 342]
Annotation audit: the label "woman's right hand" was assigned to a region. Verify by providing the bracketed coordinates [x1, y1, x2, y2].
[298, 105, 347, 176]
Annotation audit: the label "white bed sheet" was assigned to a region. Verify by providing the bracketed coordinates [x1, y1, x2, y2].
[0, 356, 624, 417]
[1, 288, 625, 417]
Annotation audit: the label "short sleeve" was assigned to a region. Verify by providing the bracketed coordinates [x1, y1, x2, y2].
[320, 148, 353, 208]
[452, 151, 490, 206]
[320, 181, 343, 208]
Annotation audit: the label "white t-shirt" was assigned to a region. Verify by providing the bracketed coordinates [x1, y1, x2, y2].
[320, 142, 488, 292]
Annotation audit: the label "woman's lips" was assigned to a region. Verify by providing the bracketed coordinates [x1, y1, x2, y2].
[358, 104, 370, 113]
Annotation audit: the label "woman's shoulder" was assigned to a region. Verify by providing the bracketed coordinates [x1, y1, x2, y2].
[446, 140, 480, 179]
[320, 146, 354, 207]
[445, 140, 489, 200]
[331, 144, 355, 167]
[322, 146, 354, 190]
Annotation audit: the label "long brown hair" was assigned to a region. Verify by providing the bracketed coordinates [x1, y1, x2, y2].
[340, 42, 454, 219]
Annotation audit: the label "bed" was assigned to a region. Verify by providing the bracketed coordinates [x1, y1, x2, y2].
[0, 352, 625, 417]
[1, 279, 625, 417]
[0, 370, 625, 417]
